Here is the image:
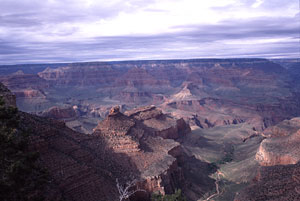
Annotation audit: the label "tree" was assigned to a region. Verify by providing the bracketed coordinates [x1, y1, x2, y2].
[116, 177, 146, 201]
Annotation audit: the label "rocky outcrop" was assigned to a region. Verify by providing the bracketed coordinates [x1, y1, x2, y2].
[256, 118, 300, 166]
[92, 105, 192, 198]
[93, 106, 141, 153]
[125, 105, 191, 140]
[166, 98, 260, 129]
[41, 106, 77, 120]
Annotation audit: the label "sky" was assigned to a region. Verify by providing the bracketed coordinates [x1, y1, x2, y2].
[0, 0, 299, 64]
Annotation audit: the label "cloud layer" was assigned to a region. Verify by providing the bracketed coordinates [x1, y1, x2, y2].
[0, 0, 299, 64]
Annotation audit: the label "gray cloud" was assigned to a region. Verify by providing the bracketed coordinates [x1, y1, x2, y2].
[0, 0, 299, 64]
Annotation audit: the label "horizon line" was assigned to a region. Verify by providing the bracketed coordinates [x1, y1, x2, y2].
[1, 57, 299, 66]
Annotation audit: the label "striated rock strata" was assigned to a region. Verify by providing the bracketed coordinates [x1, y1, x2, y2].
[125, 105, 191, 140]
[256, 118, 300, 166]
[93, 105, 192, 198]
[236, 117, 300, 201]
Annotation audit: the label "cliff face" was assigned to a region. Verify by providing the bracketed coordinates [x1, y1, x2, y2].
[235, 117, 300, 201]
[0, 73, 49, 90]
[93, 106, 141, 153]
[37, 65, 123, 86]
[256, 118, 300, 166]
[1, 59, 299, 133]
[21, 113, 121, 201]
[125, 105, 191, 140]
[92, 105, 192, 197]
[0, 83, 193, 201]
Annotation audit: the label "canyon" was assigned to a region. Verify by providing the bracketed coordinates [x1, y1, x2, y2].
[0, 58, 300, 201]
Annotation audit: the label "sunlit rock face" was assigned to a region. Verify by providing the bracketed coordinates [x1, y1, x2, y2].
[235, 117, 300, 201]
[92, 105, 191, 196]
[256, 118, 300, 166]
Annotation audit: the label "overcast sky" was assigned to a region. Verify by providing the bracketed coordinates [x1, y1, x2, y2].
[0, 0, 299, 64]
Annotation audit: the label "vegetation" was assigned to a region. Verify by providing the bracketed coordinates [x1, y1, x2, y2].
[151, 189, 186, 201]
[216, 144, 234, 165]
[0, 97, 48, 201]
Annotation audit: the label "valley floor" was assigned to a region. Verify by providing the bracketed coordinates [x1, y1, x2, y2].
[182, 124, 262, 200]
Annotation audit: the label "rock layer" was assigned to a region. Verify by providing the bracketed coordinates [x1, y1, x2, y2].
[93, 105, 192, 197]
[256, 118, 300, 166]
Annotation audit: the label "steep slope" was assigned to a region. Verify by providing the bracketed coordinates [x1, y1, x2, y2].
[0, 83, 49, 201]
[235, 162, 300, 201]
[235, 117, 300, 201]
[93, 106, 214, 200]
[1, 82, 212, 201]
[256, 118, 300, 166]
[0, 82, 16, 107]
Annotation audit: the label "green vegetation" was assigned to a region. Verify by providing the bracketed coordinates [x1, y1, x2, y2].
[216, 144, 234, 165]
[151, 189, 186, 201]
[0, 98, 48, 201]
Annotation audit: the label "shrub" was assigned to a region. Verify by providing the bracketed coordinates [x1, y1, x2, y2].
[0, 97, 48, 201]
[151, 189, 186, 201]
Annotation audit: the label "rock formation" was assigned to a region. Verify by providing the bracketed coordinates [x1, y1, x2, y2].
[125, 105, 191, 140]
[41, 106, 78, 120]
[235, 117, 300, 201]
[1, 58, 300, 133]
[256, 118, 300, 166]
[92, 105, 192, 197]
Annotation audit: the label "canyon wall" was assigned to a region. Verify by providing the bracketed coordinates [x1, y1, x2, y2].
[1, 58, 299, 133]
